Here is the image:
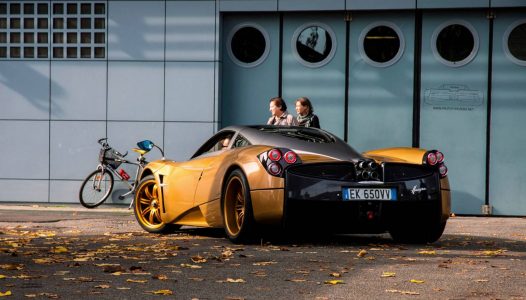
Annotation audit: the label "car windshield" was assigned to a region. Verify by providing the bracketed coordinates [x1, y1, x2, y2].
[256, 126, 335, 143]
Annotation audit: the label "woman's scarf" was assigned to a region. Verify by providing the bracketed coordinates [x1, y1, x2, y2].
[297, 113, 313, 127]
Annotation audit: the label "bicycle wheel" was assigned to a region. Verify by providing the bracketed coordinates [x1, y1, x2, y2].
[79, 169, 114, 208]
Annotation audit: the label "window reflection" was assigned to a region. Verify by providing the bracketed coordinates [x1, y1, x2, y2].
[296, 26, 332, 64]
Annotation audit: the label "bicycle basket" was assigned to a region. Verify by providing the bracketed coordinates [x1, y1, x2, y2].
[100, 148, 122, 169]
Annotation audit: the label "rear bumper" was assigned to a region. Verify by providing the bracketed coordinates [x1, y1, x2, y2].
[286, 167, 448, 232]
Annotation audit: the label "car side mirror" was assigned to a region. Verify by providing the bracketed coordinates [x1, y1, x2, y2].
[137, 140, 154, 151]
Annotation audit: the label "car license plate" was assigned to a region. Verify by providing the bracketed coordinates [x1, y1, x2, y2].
[342, 188, 397, 201]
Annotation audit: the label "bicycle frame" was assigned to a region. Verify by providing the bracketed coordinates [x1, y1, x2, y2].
[96, 158, 144, 209]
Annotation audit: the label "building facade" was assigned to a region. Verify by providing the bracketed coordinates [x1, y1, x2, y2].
[1, 0, 525, 215]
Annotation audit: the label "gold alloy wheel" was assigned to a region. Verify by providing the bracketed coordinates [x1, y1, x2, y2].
[224, 176, 245, 236]
[135, 178, 164, 230]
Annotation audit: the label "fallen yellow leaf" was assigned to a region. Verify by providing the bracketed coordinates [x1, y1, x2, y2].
[226, 278, 246, 283]
[151, 290, 173, 295]
[330, 273, 341, 278]
[180, 264, 202, 269]
[480, 250, 505, 256]
[357, 250, 367, 257]
[386, 289, 420, 295]
[51, 246, 68, 253]
[94, 285, 110, 289]
[33, 258, 54, 264]
[191, 255, 207, 263]
[418, 250, 436, 255]
[381, 272, 396, 278]
[0, 275, 5, 279]
[0, 291, 11, 297]
[410, 279, 425, 284]
[324, 280, 344, 285]
[0, 264, 23, 270]
[126, 279, 147, 283]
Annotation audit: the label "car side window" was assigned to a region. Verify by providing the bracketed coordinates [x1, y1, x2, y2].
[192, 131, 235, 158]
[232, 134, 251, 149]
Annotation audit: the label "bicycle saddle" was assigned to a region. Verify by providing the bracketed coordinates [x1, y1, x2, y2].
[132, 148, 148, 155]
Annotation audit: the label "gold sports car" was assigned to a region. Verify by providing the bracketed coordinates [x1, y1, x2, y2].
[133, 125, 450, 243]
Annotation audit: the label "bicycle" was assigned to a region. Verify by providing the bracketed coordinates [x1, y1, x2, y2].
[79, 138, 163, 209]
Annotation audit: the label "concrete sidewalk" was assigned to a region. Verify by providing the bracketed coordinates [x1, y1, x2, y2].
[0, 202, 133, 223]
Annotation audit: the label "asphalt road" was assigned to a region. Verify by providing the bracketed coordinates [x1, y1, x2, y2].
[0, 204, 525, 299]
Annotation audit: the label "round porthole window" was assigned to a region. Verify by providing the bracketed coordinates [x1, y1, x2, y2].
[504, 20, 526, 66]
[359, 22, 405, 67]
[227, 23, 270, 68]
[432, 20, 479, 67]
[292, 23, 337, 68]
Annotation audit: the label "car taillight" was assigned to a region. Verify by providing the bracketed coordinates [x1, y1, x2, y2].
[258, 148, 302, 177]
[268, 149, 282, 161]
[283, 151, 297, 164]
[423, 150, 448, 178]
[267, 162, 282, 176]
[426, 152, 438, 166]
[438, 163, 448, 178]
[436, 151, 444, 163]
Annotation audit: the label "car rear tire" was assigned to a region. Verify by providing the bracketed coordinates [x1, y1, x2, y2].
[222, 169, 255, 243]
[134, 175, 180, 234]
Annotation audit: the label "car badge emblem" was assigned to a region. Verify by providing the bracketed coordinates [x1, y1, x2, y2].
[411, 186, 426, 195]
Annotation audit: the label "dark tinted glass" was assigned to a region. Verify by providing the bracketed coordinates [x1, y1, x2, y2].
[436, 24, 474, 63]
[231, 26, 266, 64]
[363, 26, 400, 63]
[296, 26, 332, 63]
[508, 23, 526, 61]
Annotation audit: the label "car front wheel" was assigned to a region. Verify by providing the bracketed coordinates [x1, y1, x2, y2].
[134, 175, 180, 234]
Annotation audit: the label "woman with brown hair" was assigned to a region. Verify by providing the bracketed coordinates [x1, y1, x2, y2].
[295, 97, 320, 128]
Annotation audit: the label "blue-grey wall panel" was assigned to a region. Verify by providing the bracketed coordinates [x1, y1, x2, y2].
[219, 0, 278, 12]
[50, 121, 106, 180]
[107, 121, 165, 177]
[348, 12, 415, 151]
[165, 62, 215, 122]
[279, 0, 345, 11]
[166, 1, 216, 61]
[0, 121, 49, 179]
[221, 14, 280, 127]
[164, 122, 214, 160]
[420, 11, 489, 214]
[489, 12, 526, 215]
[51, 61, 107, 120]
[0, 180, 49, 203]
[282, 13, 346, 139]
[491, 0, 526, 7]
[108, 1, 165, 60]
[417, 0, 489, 9]
[0, 61, 50, 120]
[347, 0, 415, 10]
[108, 61, 164, 121]
[49, 180, 82, 204]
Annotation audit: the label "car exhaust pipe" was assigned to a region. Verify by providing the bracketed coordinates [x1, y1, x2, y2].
[370, 171, 379, 180]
